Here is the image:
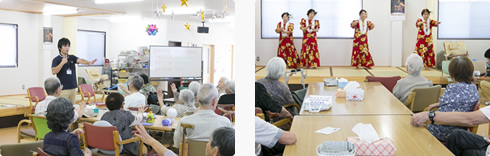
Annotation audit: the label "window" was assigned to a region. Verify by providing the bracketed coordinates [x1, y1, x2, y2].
[76, 30, 105, 66]
[0, 23, 18, 67]
[438, 0, 490, 39]
[261, 0, 363, 39]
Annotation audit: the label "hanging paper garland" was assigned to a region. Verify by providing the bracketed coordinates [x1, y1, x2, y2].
[146, 24, 159, 36]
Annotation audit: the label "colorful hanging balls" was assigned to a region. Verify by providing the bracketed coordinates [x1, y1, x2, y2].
[145, 24, 158, 36]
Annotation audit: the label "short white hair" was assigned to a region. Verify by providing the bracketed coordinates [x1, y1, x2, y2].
[266, 57, 286, 80]
[179, 89, 196, 107]
[188, 81, 201, 96]
[219, 77, 229, 83]
[225, 80, 235, 94]
[197, 83, 218, 105]
[405, 54, 424, 76]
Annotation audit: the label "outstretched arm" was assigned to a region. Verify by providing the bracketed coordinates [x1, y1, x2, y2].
[77, 59, 97, 66]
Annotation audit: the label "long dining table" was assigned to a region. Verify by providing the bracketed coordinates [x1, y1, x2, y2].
[283, 82, 453, 155]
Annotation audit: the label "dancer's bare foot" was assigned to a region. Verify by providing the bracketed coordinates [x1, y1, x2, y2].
[425, 66, 430, 70]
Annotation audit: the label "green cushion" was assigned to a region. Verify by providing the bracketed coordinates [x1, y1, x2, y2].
[33, 117, 51, 140]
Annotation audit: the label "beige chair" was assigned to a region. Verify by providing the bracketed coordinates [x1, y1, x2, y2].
[85, 68, 111, 91]
[179, 123, 206, 156]
[405, 85, 442, 112]
[443, 41, 468, 60]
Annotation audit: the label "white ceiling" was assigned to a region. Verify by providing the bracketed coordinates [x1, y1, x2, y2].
[0, 0, 235, 22]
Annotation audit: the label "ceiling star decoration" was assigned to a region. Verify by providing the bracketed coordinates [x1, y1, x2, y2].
[222, 1, 227, 19]
[200, 11, 205, 21]
[224, 1, 227, 14]
[153, 7, 161, 18]
[180, 0, 188, 7]
[162, 3, 167, 13]
[184, 21, 191, 31]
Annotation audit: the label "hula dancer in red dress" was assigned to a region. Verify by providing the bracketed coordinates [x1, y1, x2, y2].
[414, 8, 440, 70]
[351, 9, 375, 69]
[276, 12, 299, 69]
[300, 9, 320, 69]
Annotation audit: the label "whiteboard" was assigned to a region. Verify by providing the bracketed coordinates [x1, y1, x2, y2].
[149, 46, 202, 79]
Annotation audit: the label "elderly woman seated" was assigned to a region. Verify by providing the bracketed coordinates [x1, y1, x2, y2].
[43, 97, 92, 156]
[217, 77, 229, 96]
[171, 81, 200, 101]
[257, 57, 297, 114]
[218, 80, 235, 104]
[159, 88, 197, 117]
[427, 56, 479, 141]
[393, 54, 433, 104]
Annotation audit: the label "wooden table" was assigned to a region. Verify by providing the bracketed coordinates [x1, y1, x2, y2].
[283, 115, 453, 156]
[300, 82, 413, 115]
[77, 110, 179, 132]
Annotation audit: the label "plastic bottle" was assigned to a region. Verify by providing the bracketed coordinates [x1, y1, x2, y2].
[147, 111, 154, 123]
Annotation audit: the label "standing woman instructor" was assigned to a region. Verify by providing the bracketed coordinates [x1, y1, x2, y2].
[351, 9, 375, 69]
[52, 38, 97, 104]
[414, 8, 440, 70]
[276, 12, 299, 69]
[300, 9, 320, 69]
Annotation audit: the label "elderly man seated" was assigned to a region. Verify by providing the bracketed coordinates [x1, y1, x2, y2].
[173, 83, 233, 148]
[35, 77, 85, 121]
[392, 54, 433, 104]
[120, 75, 146, 109]
[218, 80, 235, 104]
[257, 57, 297, 114]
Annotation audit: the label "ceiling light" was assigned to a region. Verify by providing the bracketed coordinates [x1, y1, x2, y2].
[43, 9, 78, 15]
[95, 0, 143, 4]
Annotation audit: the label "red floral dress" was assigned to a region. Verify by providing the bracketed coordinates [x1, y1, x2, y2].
[351, 20, 374, 68]
[276, 21, 299, 69]
[300, 18, 320, 68]
[414, 18, 439, 68]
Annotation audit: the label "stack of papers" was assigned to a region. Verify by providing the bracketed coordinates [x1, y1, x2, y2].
[304, 95, 333, 112]
[317, 141, 356, 156]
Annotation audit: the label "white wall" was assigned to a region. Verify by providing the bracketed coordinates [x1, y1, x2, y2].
[0, 10, 41, 95]
[107, 19, 168, 59]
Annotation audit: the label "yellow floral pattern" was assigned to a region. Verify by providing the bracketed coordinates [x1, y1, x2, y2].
[350, 20, 374, 68]
[276, 21, 299, 68]
[300, 18, 320, 68]
[414, 18, 439, 68]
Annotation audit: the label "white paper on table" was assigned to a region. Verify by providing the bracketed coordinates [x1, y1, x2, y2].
[315, 127, 340, 135]
[352, 123, 380, 143]
[303, 95, 332, 112]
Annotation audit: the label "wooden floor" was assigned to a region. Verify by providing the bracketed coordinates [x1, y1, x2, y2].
[255, 66, 449, 85]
